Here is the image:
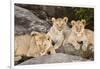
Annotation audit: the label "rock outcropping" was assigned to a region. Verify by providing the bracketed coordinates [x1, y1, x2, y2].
[19, 53, 87, 65]
[15, 6, 51, 35]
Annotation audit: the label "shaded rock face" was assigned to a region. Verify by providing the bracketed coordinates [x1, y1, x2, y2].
[19, 53, 87, 65]
[63, 43, 94, 60]
[15, 5, 51, 35]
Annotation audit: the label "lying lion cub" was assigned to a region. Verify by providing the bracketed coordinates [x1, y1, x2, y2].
[15, 32, 56, 62]
[67, 19, 94, 51]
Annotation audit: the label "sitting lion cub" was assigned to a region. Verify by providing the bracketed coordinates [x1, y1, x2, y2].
[15, 32, 56, 62]
[47, 17, 68, 49]
[67, 19, 94, 51]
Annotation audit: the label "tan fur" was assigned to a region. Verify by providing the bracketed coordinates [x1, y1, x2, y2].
[67, 19, 94, 51]
[15, 34, 31, 56]
[15, 32, 56, 61]
[47, 17, 68, 49]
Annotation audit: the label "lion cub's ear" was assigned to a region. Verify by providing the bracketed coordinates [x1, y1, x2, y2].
[81, 19, 86, 25]
[52, 17, 56, 23]
[77, 20, 81, 24]
[71, 20, 76, 26]
[31, 31, 40, 36]
[63, 17, 68, 22]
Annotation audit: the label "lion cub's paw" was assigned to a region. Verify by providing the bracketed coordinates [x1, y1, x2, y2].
[74, 44, 80, 50]
[82, 45, 88, 51]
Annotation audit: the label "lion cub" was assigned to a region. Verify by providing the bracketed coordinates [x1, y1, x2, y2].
[15, 32, 56, 62]
[67, 19, 94, 51]
[47, 17, 68, 49]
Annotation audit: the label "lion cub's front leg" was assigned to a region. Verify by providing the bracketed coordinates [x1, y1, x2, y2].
[14, 56, 22, 62]
[40, 46, 56, 56]
[68, 35, 80, 50]
[49, 47, 56, 54]
[79, 36, 88, 51]
[82, 40, 88, 51]
[72, 40, 80, 50]
[54, 34, 64, 49]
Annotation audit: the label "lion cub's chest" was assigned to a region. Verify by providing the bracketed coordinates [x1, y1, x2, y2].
[51, 29, 64, 42]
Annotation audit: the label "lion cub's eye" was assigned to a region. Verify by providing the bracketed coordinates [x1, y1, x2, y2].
[44, 44, 46, 46]
[43, 43, 47, 46]
[47, 38, 50, 40]
[56, 23, 59, 25]
[62, 23, 64, 26]
[80, 25, 84, 28]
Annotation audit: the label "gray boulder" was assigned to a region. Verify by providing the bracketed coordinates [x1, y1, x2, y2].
[63, 43, 94, 59]
[19, 53, 87, 65]
[15, 5, 51, 35]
